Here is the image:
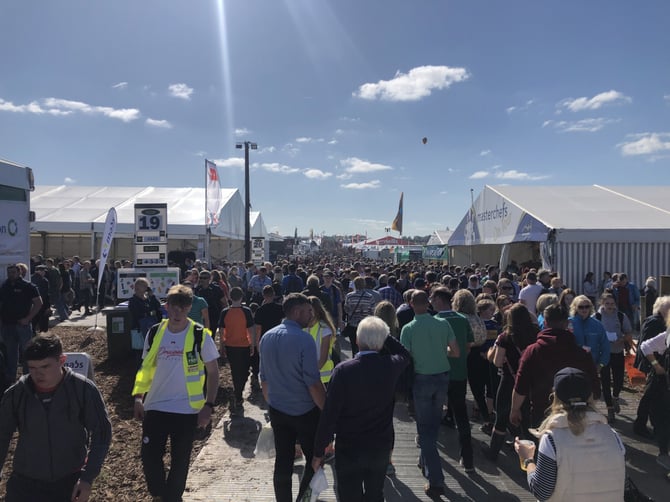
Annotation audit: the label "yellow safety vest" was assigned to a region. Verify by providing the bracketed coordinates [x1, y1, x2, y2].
[132, 319, 207, 411]
[308, 322, 334, 383]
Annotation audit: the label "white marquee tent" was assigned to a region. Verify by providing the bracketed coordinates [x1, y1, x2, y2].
[30, 185, 267, 262]
[448, 185, 670, 292]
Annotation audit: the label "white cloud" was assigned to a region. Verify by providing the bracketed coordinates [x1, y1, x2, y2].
[234, 127, 251, 137]
[545, 117, 619, 133]
[256, 162, 300, 174]
[168, 83, 194, 100]
[282, 143, 300, 156]
[327, 139, 338, 145]
[112, 82, 128, 89]
[0, 98, 71, 116]
[334, 129, 345, 135]
[336, 173, 352, 180]
[619, 132, 670, 156]
[64, 177, 76, 184]
[258, 146, 276, 154]
[0, 97, 140, 122]
[469, 171, 489, 179]
[506, 99, 535, 114]
[145, 118, 173, 128]
[353, 65, 470, 102]
[210, 157, 245, 169]
[494, 170, 548, 181]
[303, 169, 332, 180]
[480, 149, 491, 156]
[340, 157, 393, 174]
[559, 90, 631, 112]
[341, 180, 381, 190]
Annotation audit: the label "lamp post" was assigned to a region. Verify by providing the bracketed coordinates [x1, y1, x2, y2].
[235, 140, 257, 262]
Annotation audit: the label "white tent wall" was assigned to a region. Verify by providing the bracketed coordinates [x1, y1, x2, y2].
[556, 241, 670, 296]
[30, 185, 248, 263]
[448, 185, 670, 291]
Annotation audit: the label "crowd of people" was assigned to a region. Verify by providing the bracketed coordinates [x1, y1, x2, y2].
[1, 254, 669, 501]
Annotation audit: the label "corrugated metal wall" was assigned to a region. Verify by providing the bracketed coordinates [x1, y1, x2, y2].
[557, 242, 670, 296]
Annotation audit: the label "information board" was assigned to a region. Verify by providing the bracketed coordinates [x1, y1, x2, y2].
[116, 268, 181, 299]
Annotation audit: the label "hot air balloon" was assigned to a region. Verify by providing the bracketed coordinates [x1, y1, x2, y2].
[422, 137, 428, 144]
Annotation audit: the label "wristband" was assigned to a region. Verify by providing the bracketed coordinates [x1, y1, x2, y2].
[523, 458, 536, 469]
[134, 397, 143, 403]
[204, 401, 215, 410]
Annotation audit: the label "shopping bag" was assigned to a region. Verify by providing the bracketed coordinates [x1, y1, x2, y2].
[253, 421, 275, 459]
[298, 467, 328, 502]
[130, 329, 145, 350]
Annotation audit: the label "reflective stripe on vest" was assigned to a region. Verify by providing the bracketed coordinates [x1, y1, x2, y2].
[132, 319, 206, 410]
[308, 322, 334, 383]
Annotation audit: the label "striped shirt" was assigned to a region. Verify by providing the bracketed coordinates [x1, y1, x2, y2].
[344, 290, 376, 327]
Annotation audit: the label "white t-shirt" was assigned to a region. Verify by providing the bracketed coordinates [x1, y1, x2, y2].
[142, 324, 219, 414]
[519, 283, 544, 315]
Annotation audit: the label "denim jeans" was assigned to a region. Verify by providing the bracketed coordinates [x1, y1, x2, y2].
[413, 372, 449, 486]
[2, 323, 33, 382]
[335, 443, 391, 502]
[269, 405, 320, 502]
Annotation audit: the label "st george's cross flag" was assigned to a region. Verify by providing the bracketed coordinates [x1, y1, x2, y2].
[206, 159, 222, 226]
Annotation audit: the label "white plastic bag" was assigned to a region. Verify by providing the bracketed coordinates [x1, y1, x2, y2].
[253, 422, 275, 458]
[299, 467, 328, 502]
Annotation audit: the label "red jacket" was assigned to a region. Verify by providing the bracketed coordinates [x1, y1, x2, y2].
[514, 328, 599, 426]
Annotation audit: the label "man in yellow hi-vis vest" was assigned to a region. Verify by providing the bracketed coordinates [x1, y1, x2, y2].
[132, 284, 219, 502]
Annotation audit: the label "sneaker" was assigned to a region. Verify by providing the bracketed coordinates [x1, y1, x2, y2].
[657, 454, 670, 470]
[386, 463, 396, 476]
[613, 397, 621, 414]
[322, 451, 335, 463]
[617, 396, 628, 406]
[424, 483, 445, 497]
[460, 457, 475, 473]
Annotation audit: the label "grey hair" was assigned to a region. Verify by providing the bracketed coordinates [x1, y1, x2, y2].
[356, 316, 389, 351]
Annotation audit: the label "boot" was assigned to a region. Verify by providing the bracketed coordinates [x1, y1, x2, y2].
[481, 431, 506, 462]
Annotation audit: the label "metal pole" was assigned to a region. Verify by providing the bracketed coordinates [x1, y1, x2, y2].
[244, 142, 251, 263]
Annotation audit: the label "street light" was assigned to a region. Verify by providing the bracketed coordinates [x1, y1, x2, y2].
[236, 141, 257, 262]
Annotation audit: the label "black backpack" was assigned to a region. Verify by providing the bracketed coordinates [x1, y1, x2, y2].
[146, 322, 205, 358]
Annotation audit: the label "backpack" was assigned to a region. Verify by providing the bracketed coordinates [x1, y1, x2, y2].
[146, 322, 205, 359]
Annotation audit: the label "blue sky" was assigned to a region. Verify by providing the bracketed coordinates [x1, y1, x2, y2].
[1, 0, 668, 238]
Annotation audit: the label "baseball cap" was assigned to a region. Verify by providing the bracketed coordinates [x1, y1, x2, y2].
[554, 367, 591, 408]
[323, 269, 334, 277]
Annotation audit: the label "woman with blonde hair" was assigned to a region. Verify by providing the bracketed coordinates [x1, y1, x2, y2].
[374, 300, 400, 338]
[306, 296, 337, 385]
[515, 367, 625, 501]
[535, 294, 559, 329]
[453, 289, 490, 423]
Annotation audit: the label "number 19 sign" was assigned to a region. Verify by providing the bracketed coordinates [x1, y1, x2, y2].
[135, 203, 167, 243]
[135, 203, 168, 267]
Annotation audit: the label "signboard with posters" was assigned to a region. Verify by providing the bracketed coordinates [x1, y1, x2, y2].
[116, 268, 180, 299]
[134, 203, 168, 267]
[252, 238, 265, 265]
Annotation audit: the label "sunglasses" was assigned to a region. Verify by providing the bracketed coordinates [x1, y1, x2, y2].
[577, 305, 591, 310]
